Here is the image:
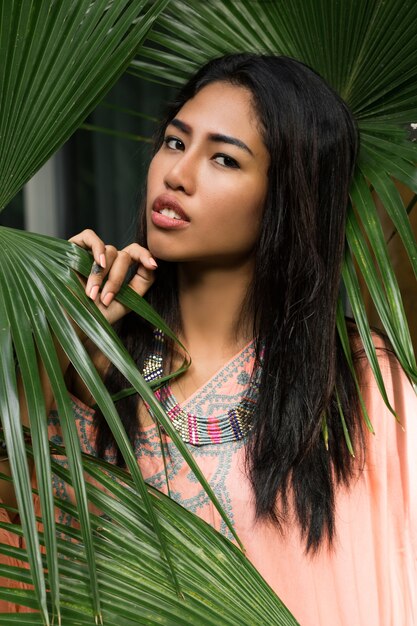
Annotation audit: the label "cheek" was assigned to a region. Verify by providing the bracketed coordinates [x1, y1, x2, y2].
[232, 178, 267, 226]
[236, 182, 267, 245]
[206, 186, 265, 248]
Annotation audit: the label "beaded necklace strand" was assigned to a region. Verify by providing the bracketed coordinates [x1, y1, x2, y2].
[142, 329, 261, 445]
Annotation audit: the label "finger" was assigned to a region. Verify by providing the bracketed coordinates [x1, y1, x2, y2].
[100, 245, 158, 306]
[122, 243, 158, 269]
[85, 245, 118, 300]
[95, 298, 130, 326]
[69, 229, 107, 268]
[99, 249, 134, 307]
[86, 264, 103, 301]
[98, 265, 155, 322]
[91, 261, 104, 276]
[94, 256, 157, 325]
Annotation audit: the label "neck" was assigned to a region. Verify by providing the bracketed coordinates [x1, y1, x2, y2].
[177, 257, 254, 355]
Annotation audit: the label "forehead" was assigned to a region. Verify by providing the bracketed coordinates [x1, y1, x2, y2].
[173, 81, 262, 142]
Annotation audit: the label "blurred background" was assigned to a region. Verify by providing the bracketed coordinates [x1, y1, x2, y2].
[0, 73, 174, 248]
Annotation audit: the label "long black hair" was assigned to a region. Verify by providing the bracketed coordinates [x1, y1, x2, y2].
[94, 53, 362, 552]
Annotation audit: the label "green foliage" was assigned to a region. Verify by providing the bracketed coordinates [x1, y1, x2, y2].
[0, 446, 297, 625]
[0, 0, 416, 624]
[0, 1, 298, 623]
[0, 0, 170, 211]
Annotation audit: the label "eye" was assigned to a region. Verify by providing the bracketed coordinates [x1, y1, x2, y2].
[163, 136, 184, 151]
[213, 154, 240, 169]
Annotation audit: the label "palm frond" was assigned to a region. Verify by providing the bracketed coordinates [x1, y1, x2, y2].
[0, 225, 253, 620]
[0, 1, 184, 622]
[0, 0, 170, 211]
[0, 449, 299, 626]
[1, 0, 417, 622]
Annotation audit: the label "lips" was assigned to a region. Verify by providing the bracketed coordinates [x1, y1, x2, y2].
[151, 194, 190, 230]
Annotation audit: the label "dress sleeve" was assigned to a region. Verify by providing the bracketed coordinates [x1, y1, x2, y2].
[358, 341, 417, 619]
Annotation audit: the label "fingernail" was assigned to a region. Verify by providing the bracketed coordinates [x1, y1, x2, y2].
[89, 285, 99, 301]
[101, 292, 114, 307]
[149, 258, 158, 268]
[99, 254, 106, 269]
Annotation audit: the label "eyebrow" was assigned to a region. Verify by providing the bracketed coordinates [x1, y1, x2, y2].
[169, 118, 254, 156]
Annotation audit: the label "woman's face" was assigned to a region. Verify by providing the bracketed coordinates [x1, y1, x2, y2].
[146, 81, 270, 266]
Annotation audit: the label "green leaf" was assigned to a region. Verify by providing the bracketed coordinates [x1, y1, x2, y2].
[360, 163, 417, 281]
[348, 176, 416, 380]
[334, 388, 355, 457]
[342, 240, 399, 420]
[135, 0, 417, 126]
[0, 225, 246, 608]
[0, 228, 241, 551]
[0, 258, 49, 623]
[0, 448, 300, 625]
[352, 173, 414, 350]
[0, 259, 60, 621]
[0, 0, 170, 210]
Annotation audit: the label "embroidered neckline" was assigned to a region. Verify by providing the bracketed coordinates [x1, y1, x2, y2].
[143, 329, 260, 445]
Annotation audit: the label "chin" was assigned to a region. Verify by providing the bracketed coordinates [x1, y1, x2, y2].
[146, 239, 182, 263]
[145, 229, 188, 262]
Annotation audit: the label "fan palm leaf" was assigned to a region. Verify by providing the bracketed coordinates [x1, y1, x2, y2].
[0, 1, 237, 624]
[0, 449, 298, 625]
[0, 0, 170, 210]
[1, 0, 416, 624]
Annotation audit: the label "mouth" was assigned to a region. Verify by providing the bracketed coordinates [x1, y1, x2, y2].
[152, 195, 190, 221]
[151, 194, 190, 229]
[158, 207, 185, 220]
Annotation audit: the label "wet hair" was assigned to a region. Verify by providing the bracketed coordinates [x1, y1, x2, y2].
[94, 53, 362, 552]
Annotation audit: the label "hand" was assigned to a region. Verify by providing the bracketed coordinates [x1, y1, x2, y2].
[69, 229, 158, 326]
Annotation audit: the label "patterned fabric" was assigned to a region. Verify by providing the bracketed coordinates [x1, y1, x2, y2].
[153, 338, 259, 444]
[49, 340, 256, 538]
[0, 336, 416, 625]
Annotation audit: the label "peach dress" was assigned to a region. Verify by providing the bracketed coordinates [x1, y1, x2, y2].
[0, 337, 416, 625]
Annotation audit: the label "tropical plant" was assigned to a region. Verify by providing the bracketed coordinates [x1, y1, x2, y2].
[0, 0, 416, 624]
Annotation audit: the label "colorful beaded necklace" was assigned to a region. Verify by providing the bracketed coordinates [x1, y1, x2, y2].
[142, 329, 261, 446]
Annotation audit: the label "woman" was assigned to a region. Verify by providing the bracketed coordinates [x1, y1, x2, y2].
[2, 54, 417, 624]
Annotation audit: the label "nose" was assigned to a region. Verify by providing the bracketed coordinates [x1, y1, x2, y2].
[163, 152, 196, 195]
